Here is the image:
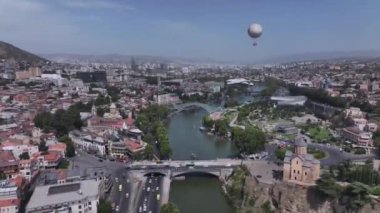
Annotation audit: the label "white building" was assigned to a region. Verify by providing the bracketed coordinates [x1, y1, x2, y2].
[1, 144, 38, 160]
[26, 180, 100, 213]
[270, 96, 307, 106]
[155, 93, 180, 105]
[69, 131, 107, 156]
[344, 107, 365, 119]
[0, 181, 19, 213]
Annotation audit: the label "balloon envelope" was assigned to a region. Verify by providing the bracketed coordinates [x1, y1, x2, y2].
[248, 23, 262, 38]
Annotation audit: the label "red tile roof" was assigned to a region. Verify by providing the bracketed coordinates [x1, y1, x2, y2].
[125, 139, 143, 151]
[0, 199, 20, 208]
[43, 152, 62, 162]
[49, 143, 66, 151]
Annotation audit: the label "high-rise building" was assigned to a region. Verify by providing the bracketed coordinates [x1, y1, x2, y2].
[131, 58, 138, 71]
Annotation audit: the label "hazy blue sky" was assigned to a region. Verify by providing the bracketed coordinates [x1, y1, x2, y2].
[0, 0, 378, 63]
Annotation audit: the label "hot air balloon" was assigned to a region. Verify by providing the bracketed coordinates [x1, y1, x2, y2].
[248, 23, 262, 46]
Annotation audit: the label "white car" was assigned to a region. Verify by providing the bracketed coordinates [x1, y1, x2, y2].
[126, 193, 129, 198]
[147, 187, 150, 192]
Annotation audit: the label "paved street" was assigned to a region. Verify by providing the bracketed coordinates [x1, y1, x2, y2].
[266, 134, 374, 166]
[137, 175, 163, 213]
[70, 151, 134, 212]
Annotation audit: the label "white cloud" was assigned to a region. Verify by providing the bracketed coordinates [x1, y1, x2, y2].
[59, 0, 136, 10]
[0, 0, 83, 53]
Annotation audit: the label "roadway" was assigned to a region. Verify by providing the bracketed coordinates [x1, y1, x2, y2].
[266, 134, 374, 166]
[70, 151, 133, 212]
[137, 175, 163, 213]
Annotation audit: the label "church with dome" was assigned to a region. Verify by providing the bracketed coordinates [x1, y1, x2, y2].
[283, 135, 320, 184]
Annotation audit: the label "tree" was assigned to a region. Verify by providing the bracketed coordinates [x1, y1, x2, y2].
[106, 86, 121, 102]
[275, 148, 286, 160]
[232, 127, 266, 154]
[19, 152, 30, 160]
[341, 182, 371, 211]
[38, 140, 49, 152]
[372, 131, 380, 147]
[160, 202, 180, 213]
[0, 173, 6, 180]
[144, 133, 155, 144]
[34, 106, 82, 137]
[59, 135, 76, 157]
[97, 199, 112, 213]
[214, 119, 228, 136]
[145, 144, 154, 159]
[202, 116, 214, 129]
[96, 108, 105, 117]
[314, 173, 343, 200]
[156, 124, 172, 159]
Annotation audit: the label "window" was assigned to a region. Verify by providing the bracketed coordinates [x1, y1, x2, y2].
[296, 161, 298, 165]
[293, 169, 295, 173]
[305, 172, 307, 176]
[78, 205, 81, 209]
[297, 170, 300, 174]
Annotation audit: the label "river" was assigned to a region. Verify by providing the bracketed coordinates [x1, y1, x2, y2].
[167, 108, 236, 213]
[168, 108, 237, 160]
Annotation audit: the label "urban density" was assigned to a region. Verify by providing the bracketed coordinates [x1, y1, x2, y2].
[0, 1, 380, 213]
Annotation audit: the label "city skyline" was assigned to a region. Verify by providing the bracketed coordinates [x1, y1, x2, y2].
[0, 0, 379, 63]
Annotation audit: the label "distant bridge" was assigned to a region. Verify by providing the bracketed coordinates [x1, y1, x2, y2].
[129, 159, 240, 180]
[171, 102, 221, 114]
[129, 159, 240, 206]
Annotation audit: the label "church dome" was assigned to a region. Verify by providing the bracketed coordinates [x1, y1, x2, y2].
[294, 136, 307, 147]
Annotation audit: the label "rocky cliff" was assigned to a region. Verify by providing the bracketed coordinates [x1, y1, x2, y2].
[239, 176, 380, 213]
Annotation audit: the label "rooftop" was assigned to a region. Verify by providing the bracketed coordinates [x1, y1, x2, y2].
[0, 199, 19, 208]
[26, 180, 99, 210]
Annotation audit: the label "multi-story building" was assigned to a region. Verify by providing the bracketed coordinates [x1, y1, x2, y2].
[0, 151, 19, 179]
[341, 127, 373, 146]
[0, 180, 20, 213]
[0, 141, 39, 160]
[109, 141, 127, 158]
[344, 107, 365, 119]
[26, 179, 100, 213]
[69, 131, 107, 156]
[19, 160, 32, 181]
[154, 93, 180, 105]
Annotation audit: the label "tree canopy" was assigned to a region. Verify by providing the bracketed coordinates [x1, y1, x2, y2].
[232, 127, 266, 154]
[314, 173, 343, 200]
[97, 199, 112, 213]
[160, 202, 180, 213]
[135, 105, 171, 159]
[19, 152, 30, 160]
[59, 135, 76, 157]
[34, 103, 83, 137]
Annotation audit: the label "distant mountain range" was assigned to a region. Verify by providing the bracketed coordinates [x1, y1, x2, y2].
[258, 50, 380, 64]
[43, 51, 380, 65]
[40, 53, 229, 65]
[0, 41, 47, 64]
[1, 40, 379, 65]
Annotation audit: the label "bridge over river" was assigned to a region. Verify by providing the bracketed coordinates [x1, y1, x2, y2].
[129, 159, 241, 179]
[171, 102, 222, 115]
[127, 159, 241, 209]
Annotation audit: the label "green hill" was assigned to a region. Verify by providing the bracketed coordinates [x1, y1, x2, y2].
[0, 41, 47, 64]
